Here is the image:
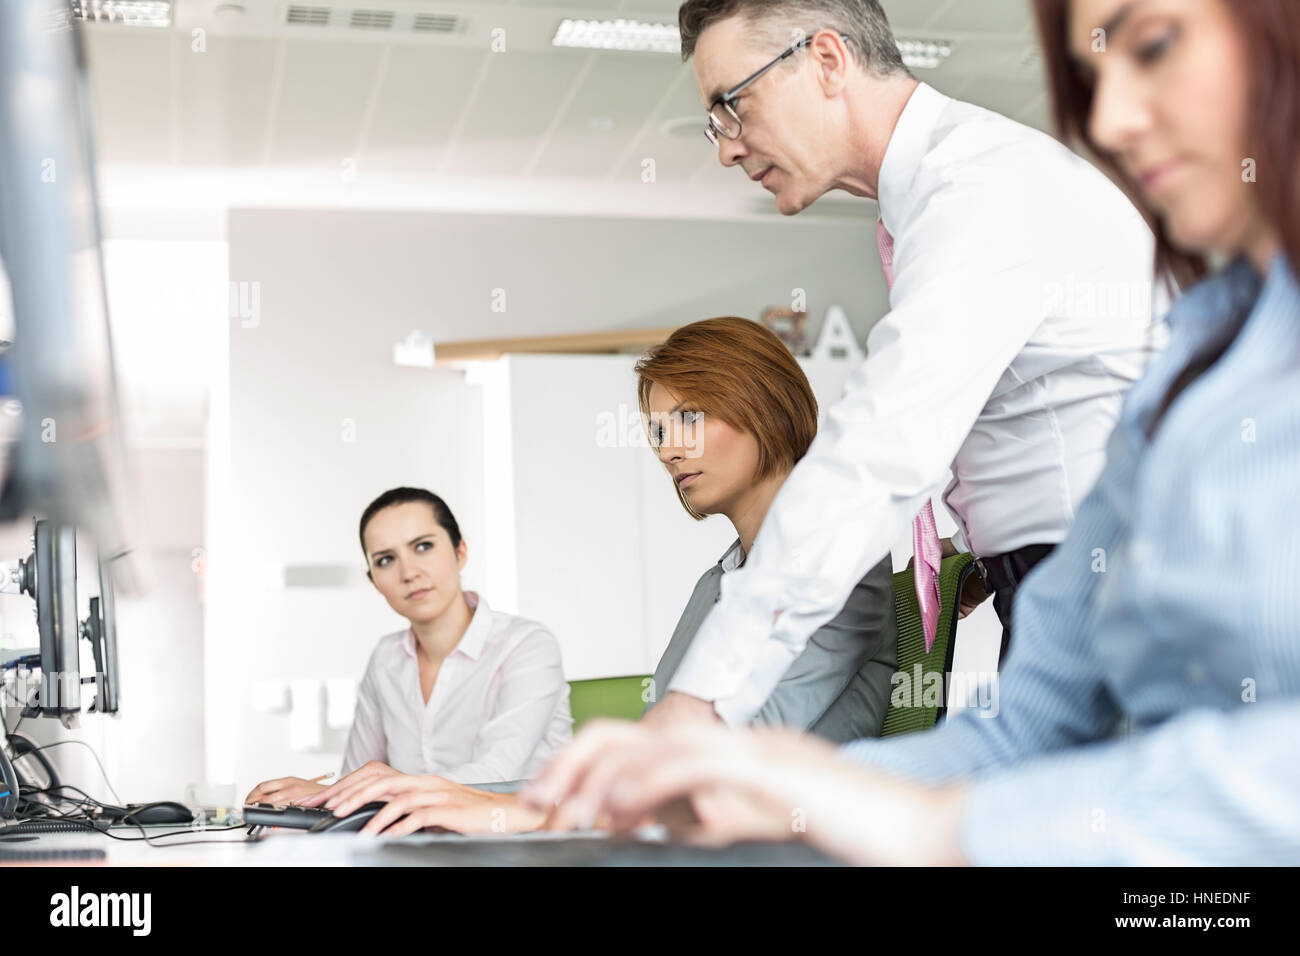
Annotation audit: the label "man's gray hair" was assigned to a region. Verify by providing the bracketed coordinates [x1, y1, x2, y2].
[678, 0, 910, 77]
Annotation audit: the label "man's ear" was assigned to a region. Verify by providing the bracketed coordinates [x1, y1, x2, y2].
[810, 28, 850, 96]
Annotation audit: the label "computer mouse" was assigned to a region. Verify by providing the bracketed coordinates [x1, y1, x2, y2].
[122, 801, 195, 825]
[307, 801, 392, 833]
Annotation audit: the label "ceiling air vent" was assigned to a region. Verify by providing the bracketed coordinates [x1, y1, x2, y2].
[286, 4, 330, 25]
[350, 8, 395, 30]
[412, 12, 460, 33]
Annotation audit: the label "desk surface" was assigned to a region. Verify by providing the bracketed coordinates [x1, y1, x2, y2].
[0, 825, 840, 866]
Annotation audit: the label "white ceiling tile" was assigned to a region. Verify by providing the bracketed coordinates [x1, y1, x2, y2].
[84, 30, 173, 165]
[881, 0, 961, 32]
[529, 51, 685, 179]
[604, 58, 703, 183]
[926, 74, 976, 100]
[932, 0, 1035, 34]
[1016, 94, 1055, 134]
[621, 0, 689, 13]
[440, 49, 593, 178]
[174, 35, 282, 166]
[361, 45, 488, 174]
[269, 40, 384, 166]
[961, 76, 1043, 120]
[515, 0, 644, 9]
[173, 32, 225, 165]
[939, 35, 1041, 78]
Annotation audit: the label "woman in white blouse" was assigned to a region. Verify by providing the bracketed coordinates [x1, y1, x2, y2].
[245, 488, 572, 806]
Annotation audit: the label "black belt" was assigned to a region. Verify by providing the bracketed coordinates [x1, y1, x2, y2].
[977, 543, 1056, 594]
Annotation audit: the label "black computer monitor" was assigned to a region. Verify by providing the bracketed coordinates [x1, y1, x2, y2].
[0, 0, 141, 594]
[17, 519, 81, 717]
[81, 555, 119, 715]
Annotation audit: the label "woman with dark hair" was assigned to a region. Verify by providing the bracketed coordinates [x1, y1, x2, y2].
[292, 319, 898, 835]
[245, 488, 572, 805]
[523, 0, 1300, 865]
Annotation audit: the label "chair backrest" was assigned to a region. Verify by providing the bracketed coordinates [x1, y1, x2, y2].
[568, 675, 652, 731]
[880, 553, 977, 738]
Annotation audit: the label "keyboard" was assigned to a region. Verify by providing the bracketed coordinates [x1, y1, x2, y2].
[242, 803, 334, 830]
[0, 846, 107, 862]
[366, 836, 841, 867]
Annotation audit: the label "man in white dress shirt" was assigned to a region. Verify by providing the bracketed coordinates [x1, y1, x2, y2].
[645, 0, 1164, 728]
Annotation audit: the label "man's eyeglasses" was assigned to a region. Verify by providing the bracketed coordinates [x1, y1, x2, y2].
[704, 33, 848, 146]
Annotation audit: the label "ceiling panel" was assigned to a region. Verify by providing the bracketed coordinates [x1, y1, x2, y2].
[941, 35, 1041, 79]
[439, 49, 592, 177]
[1016, 94, 1053, 133]
[85, 31, 173, 165]
[962, 75, 1043, 120]
[622, 0, 692, 12]
[922, 71, 974, 102]
[881, 0, 960, 32]
[269, 40, 384, 166]
[512, 0, 689, 14]
[173, 31, 226, 166]
[175, 35, 282, 166]
[604, 59, 705, 185]
[515, 0, 648, 8]
[361, 45, 488, 174]
[690, 151, 750, 191]
[529, 51, 685, 179]
[937, 0, 1035, 34]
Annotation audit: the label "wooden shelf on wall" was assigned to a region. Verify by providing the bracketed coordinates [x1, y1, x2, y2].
[434, 327, 679, 366]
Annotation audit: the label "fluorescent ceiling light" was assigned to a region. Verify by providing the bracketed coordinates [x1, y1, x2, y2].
[71, 1, 172, 27]
[896, 37, 953, 70]
[552, 20, 949, 67]
[552, 18, 680, 54]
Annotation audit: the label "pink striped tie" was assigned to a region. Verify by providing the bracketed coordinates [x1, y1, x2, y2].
[877, 219, 944, 652]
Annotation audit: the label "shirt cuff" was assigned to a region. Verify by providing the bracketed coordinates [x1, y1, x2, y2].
[949, 526, 970, 554]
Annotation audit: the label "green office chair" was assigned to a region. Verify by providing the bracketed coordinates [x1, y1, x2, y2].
[880, 552, 978, 738]
[568, 675, 652, 731]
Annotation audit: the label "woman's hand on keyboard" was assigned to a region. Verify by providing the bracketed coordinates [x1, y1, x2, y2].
[297, 760, 399, 809]
[330, 773, 547, 837]
[244, 776, 328, 807]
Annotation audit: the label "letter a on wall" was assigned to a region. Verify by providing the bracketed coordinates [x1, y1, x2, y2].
[810, 305, 864, 362]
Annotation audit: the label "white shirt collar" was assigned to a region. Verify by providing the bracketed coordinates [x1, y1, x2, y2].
[401, 590, 492, 662]
[876, 81, 951, 237]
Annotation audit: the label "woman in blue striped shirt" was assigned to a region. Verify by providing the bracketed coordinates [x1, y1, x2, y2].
[523, 0, 1300, 865]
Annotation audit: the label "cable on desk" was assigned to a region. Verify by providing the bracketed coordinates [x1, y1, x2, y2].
[19, 739, 126, 806]
[0, 737, 256, 847]
[18, 782, 120, 822]
[0, 813, 254, 846]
